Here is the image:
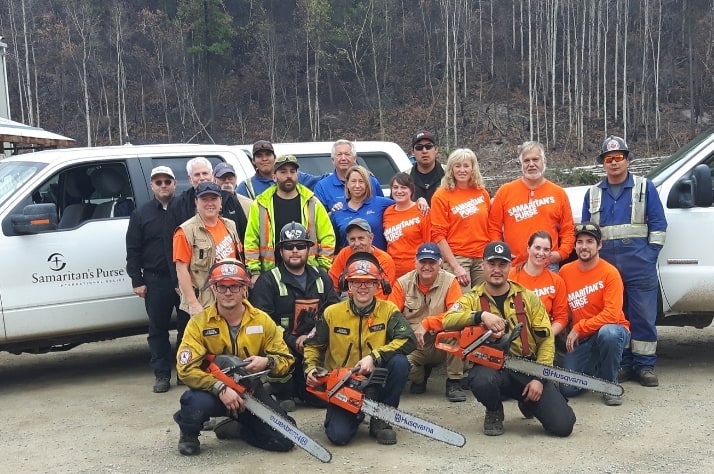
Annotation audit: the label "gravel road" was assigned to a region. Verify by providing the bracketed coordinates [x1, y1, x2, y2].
[2, 325, 713, 473]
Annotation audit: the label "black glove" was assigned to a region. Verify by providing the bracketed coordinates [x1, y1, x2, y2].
[294, 308, 318, 335]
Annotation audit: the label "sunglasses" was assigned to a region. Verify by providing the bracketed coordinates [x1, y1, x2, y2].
[603, 153, 627, 164]
[575, 223, 599, 233]
[153, 179, 173, 186]
[283, 243, 308, 251]
[414, 143, 435, 151]
[275, 155, 298, 165]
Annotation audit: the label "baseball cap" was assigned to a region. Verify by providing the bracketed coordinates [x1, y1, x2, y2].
[575, 222, 602, 242]
[483, 241, 513, 262]
[416, 242, 441, 261]
[195, 181, 222, 198]
[253, 140, 275, 156]
[345, 218, 371, 233]
[274, 154, 299, 172]
[150, 166, 175, 179]
[213, 162, 236, 178]
[203, 259, 251, 289]
[412, 130, 437, 148]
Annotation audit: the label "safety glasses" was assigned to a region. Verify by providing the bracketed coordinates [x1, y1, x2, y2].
[414, 143, 435, 151]
[603, 153, 627, 164]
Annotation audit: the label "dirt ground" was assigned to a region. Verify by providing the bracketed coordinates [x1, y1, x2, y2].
[2, 325, 713, 474]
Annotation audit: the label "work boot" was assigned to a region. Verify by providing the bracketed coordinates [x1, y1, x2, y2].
[617, 366, 635, 383]
[483, 408, 504, 436]
[517, 400, 535, 419]
[279, 398, 297, 412]
[213, 418, 242, 440]
[638, 369, 659, 387]
[178, 432, 201, 455]
[369, 418, 397, 445]
[153, 377, 170, 393]
[603, 393, 623, 406]
[446, 379, 467, 402]
[409, 364, 432, 394]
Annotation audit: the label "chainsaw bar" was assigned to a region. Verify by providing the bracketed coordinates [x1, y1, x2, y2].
[243, 395, 332, 463]
[361, 398, 466, 447]
[504, 357, 624, 396]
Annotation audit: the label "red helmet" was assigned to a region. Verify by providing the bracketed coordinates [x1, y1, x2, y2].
[345, 259, 380, 281]
[204, 258, 251, 289]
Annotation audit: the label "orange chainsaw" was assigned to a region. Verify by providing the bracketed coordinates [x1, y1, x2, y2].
[435, 323, 624, 396]
[307, 366, 465, 447]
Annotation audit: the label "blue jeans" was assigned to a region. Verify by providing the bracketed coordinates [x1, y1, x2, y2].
[560, 324, 630, 398]
[324, 354, 409, 445]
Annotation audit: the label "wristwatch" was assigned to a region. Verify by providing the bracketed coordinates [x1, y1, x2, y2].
[266, 356, 276, 370]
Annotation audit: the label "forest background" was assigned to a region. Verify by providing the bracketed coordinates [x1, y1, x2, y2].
[3, 0, 714, 185]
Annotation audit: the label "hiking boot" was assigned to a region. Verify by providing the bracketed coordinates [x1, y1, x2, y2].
[446, 379, 467, 402]
[617, 366, 635, 383]
[369, 418, 397, 445]
[279, 398, 297, 412]
[638, 369, 659, 387]
[518, 400, 535, 419]
[153, 377, 170, 393]
[483, 408, 504, 436]
[178, 432, 201, 455]
[213, 418, 242, 440]
[603, 393, 623, 406]
[409, 381, 427, 394]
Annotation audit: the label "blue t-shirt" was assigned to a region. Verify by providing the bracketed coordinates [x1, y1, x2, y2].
[331, 196, 394, 251]
[237, 171, 326, 199]
[313, 171, 384, 210]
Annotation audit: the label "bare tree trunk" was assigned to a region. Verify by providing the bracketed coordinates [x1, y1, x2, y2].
[528, 0, 534, 140]
[622, 1, 628, 138]
[20, 0, 34, 125]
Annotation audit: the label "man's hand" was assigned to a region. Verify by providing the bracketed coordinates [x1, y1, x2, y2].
[414, 324, 427, 349]
[416, 197, 430, 216]
[219, 386, 246, 415]
[188, 301, 203, 316]
[132, 285, 147, 298]
[481, 312, 507, 335]
[453, 264, 470, 287]
[566, 329, 580, 353]
[357, 355, 375, 376]
[306, 369, 320, 387]
[295, 335, 309, 353]
[522, 379, 544, 402]
[243, 355, 270, 373]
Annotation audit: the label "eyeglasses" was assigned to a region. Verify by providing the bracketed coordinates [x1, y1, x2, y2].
[153, 179, 173, 186]
[283, 243, 309, 251]
[414, 143, 435, 151]
[348, 280, 378, 288]
[603, 153, 627, 164]
[214, 284, 245, 294]
[575, 223, 599, 233]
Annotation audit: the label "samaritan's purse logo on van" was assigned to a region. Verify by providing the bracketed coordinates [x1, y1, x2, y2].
[31, 253, 127, 287]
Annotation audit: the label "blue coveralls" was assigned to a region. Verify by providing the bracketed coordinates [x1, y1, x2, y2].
[582, 173, 667, 371]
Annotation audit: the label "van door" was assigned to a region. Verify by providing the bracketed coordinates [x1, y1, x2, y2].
[0, 160, 145, 346]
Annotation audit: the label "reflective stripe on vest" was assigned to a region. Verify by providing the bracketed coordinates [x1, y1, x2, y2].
[589, 175, 648, 240]
[257, 198, 319, 266]
[245, 178, 256, 200]
[270, 266, 324, 297]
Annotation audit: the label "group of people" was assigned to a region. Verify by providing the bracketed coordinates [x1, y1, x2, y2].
[124, 131, 666, 456]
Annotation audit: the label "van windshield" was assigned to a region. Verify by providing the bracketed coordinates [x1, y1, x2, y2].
[0, 161, 47, 208]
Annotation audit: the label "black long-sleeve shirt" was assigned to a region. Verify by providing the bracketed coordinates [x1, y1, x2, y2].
[126, 198, 172, 287]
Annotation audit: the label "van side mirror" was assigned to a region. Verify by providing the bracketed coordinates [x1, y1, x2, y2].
[667, 164, 713, 209]
[11, 203, 58, 234]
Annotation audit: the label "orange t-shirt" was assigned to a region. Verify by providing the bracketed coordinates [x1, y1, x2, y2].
[430, 186, 490, 258]
[487, 179, 575, 265]
[382, 204, 432, 278]
[173, 220, 238, 263]
[328, 246, 396, 300]
[559, 258, 630, 338]
[509, 266, 569, 329]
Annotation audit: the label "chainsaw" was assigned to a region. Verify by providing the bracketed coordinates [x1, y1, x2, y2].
[434, 322, 624, 396]
[307, 365, 466, 447]
[203, 354, 332, 463]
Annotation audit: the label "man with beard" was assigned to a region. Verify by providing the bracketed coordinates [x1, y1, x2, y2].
[244, 155, 335, 282]
[443, 241, 575, 437]
[250, 222, 340, 411]
[559, 222, 631, 406]
[487, 141, 574, 267]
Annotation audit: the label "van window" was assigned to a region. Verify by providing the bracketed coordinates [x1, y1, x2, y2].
[0, 161, 47, 208]
[151, 156, 225, 195]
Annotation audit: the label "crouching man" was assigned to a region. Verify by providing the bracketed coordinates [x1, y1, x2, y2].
[173, 259, 296, 456]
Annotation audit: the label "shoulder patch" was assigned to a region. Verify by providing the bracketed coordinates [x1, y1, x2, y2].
[448, 302, 462, 311]
[203, 328, 220, 337]
[178, 348, 192, 365]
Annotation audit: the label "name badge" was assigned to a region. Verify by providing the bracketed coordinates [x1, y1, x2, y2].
[246, 325, 264, 335]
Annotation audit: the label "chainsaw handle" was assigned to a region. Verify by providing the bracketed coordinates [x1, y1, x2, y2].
[434, 331, 463, 353]
[492, 322, 524, 352]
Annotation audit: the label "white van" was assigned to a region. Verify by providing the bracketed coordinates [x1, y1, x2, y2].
[233, 141, 412, 195]
[0, 144, 253, 354]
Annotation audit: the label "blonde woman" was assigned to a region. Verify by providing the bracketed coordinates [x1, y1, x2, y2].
[431, 149, 490, 292]
[331, 165, 394, 251]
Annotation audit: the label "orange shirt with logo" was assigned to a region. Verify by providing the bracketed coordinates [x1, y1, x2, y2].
[173, 220, 238, 263]
[382, 204, 432, 278]
[488, 179, 575, 265]
[430, 186, 490, 258]
[559, 258, 630, 338]
[508, 266, 569, 330]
